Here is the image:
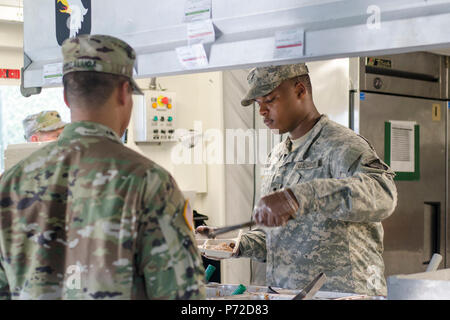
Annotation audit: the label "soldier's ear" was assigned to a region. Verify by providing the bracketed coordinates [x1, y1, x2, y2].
[63, 89, 70, 109]
[294, 80, 307, 100]
[30, 135, 39, 143]
[117, 81, 131, 107]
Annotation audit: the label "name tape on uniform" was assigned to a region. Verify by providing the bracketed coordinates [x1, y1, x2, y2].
[274, 29, 305, 59]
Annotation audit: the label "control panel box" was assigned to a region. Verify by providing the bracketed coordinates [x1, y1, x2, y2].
[133, 90, 177, 143]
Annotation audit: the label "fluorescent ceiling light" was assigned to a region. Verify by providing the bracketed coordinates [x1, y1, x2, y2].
[0, 6, 23, 22]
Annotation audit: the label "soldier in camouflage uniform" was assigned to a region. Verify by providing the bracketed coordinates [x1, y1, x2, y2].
[199, 64, 397, 296]
[242, 64, 398, 296]
[23, 111, 67, 142]
[0, 34, 205, 300]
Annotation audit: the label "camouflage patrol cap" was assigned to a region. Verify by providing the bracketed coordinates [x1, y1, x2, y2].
[241, 63, 309, 106]
[23, 111, 67, 140]
[62, 34, 143, 95]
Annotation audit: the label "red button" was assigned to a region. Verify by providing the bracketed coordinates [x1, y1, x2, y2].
[161, 97, 169, 105]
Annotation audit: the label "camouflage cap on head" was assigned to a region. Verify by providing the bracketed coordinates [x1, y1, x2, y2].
[62, 34, 144, 95]
[241, 63, 309, 107]
[23, 111, 67, 140]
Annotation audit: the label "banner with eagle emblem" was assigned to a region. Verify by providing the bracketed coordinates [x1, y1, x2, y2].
[56, 0, 91, 45]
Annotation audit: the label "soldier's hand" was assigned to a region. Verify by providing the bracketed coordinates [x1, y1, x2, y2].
[253, 189, 299, 227]
[195, 226, 217, 237]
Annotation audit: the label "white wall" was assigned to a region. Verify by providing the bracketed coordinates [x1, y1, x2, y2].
[127, 72, 226, 228]
[308, 58, 350, 127]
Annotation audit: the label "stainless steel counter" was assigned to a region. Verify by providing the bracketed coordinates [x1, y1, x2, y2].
[206, 283, 385, 300]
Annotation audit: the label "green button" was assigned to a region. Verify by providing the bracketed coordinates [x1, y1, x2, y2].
[153, 116, 158, 121]
[168, 116, 173, 122]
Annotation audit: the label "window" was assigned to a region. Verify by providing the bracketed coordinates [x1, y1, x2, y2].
[0, 85, 70, 172]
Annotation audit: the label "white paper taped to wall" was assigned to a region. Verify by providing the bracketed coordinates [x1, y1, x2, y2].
[274, 28, 305, 59]
[176, 44, 209, 69]
[184, 0, 212, 22]
[389, 120, 416, 172]
[187, 19, 215, 45]
[43, 63, 63, 85]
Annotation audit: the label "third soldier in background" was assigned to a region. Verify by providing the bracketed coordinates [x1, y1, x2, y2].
[23, 110, 67, 142]
[0, 34, 205, 300]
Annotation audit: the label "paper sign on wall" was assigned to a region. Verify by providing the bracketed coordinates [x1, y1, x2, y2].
[184, 0, 212, 22]
[176, 43, 209, 69]
[187, 19, 215, 45]
[43, 63, 63, 85]
[274, 29, 305, 59]
[389, 120, 416, 173]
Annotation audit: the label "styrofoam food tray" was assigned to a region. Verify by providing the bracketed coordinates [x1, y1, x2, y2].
[196, 230, 242, 259]
[197, 239, 237, 259]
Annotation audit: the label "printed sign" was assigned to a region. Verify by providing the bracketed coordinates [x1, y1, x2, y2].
[0, 69, 20, 79]
[187, 19, 215, 45]
[184, 0, 212, 22]
[56, 0, 91, 46]
[389, 120, 416, 173]
[43, 63, 63, 85]
[274, 29, 304, 59]
[176, 44, 209, 69]
[366, 57, 392, 68]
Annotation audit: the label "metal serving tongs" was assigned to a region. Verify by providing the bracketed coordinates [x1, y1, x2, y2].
[291, 272, 327, 300]
[204, 221, 256, 239]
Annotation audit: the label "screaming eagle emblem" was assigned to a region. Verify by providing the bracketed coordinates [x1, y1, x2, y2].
[56, 0, 91, 45]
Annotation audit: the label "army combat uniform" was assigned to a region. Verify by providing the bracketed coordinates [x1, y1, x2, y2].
[239, 64, 397, 296]
[0, 121, 205, 300]
[239, 115, 397, 296]
[0, 34, 205, 300]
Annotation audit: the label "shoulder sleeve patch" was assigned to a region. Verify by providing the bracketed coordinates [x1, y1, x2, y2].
[182, 200, 194, 231]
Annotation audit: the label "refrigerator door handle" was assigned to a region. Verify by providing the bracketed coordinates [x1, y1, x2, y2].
[423, 202, 441, 265]
[349, 90, 357, 131]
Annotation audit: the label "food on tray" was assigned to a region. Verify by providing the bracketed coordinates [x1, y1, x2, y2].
[210, 242, 235, 252]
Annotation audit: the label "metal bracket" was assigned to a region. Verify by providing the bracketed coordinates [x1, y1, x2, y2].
[20, 53, 41, 97]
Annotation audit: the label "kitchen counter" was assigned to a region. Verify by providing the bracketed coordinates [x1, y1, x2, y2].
[206, 283, 385, 300]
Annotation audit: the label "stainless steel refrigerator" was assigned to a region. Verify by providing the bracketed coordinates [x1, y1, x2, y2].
[351, 52, 449, 276]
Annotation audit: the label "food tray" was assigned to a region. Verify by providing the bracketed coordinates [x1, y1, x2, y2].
[196, 230, 242, 259]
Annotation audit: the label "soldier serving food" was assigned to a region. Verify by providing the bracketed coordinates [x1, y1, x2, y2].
[197, 63, 398, 296]
[0, 34, 205, 300]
